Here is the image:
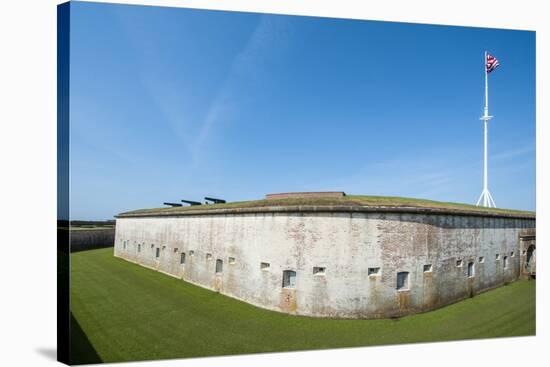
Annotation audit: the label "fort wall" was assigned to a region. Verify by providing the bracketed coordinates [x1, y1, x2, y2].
[114, 209, 535, 318]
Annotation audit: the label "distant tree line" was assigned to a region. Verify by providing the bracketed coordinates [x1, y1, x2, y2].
[58, 220, 116, 252]
[58, 219, 115, 228]
[69, 229, 115, 252]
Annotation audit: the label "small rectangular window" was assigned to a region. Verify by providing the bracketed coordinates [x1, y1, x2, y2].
[174, 248, 178, 253]
[228, 257, 236, 264]
[282, 270, 296, 288]
[423, 264, 432, 273]
[522, 250, 527, 256]
[397, 272, 409, 290]
[313, 267, 326, 275]
[206, 253, 212, 260]
[215, 259, 223, 273]
[368, 267, 380, 276]
[151, 244, 155, 249]
[180, 252, 186, 264]
[138, 244, 141, 252]
[155, 248, 160, 258]
[123, 241, 126, 250]
[479, 256, 484, 263]
[189, 250, 195, 256]
[467, 262, 475, 277]
[260, 262, 270, 270]
[162, 245, 166, 250]
[456, 259, 463, 267]
[496, 253, 500, 260]
[503, 256, 509, 269]
[510, 251, 515, 257]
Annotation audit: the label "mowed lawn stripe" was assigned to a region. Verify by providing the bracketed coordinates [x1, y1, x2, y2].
[70, 248, 535, 364]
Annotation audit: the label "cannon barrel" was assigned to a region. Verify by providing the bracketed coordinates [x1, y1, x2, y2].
[181, 199, 202, 206]
[163, 202, 182, 207]
[204, 197, 226, 204]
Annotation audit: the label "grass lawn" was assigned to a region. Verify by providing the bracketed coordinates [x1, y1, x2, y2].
[70, 247, 536, 364]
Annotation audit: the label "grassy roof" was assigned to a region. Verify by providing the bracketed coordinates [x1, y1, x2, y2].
[118, 195, 535, 218]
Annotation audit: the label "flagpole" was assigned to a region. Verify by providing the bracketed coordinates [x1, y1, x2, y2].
[484, 50, 489, 207]
[476, 51, 496, 208]
[476, 50, 496, 208]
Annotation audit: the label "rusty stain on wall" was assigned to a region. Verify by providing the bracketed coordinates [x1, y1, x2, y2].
[280, 288, 297, 314]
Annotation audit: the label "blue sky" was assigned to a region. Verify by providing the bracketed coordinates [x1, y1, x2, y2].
[68, 2, 536, 220]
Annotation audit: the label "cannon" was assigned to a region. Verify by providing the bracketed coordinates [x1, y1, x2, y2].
[181, 199, 202, 206]
[204, 197, 226, 204]
[163, 202, 182, 207]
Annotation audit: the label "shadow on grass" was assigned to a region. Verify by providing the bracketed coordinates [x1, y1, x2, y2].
[70, 312, 102, 365]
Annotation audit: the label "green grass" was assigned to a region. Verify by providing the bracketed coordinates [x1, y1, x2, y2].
[71, 248, 536, 364]
[121, 194, 534, 218]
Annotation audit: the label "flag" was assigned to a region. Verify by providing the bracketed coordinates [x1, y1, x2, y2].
[486, 53, 500, 73]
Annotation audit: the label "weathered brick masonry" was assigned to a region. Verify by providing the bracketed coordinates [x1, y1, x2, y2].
[114, 203, 535, 319]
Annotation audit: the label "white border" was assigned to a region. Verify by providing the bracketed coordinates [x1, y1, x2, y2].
[0, 1, 546, 367]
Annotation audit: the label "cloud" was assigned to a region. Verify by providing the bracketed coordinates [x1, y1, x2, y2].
[299, 141, 534, 204]
[189, 15, 294, 164]
[491, 143, 535, 161]
[114, 12, 294, 166]
[300, 155, 457, 199]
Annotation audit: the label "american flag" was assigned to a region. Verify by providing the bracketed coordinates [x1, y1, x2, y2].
[486, 53, 500, 73]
